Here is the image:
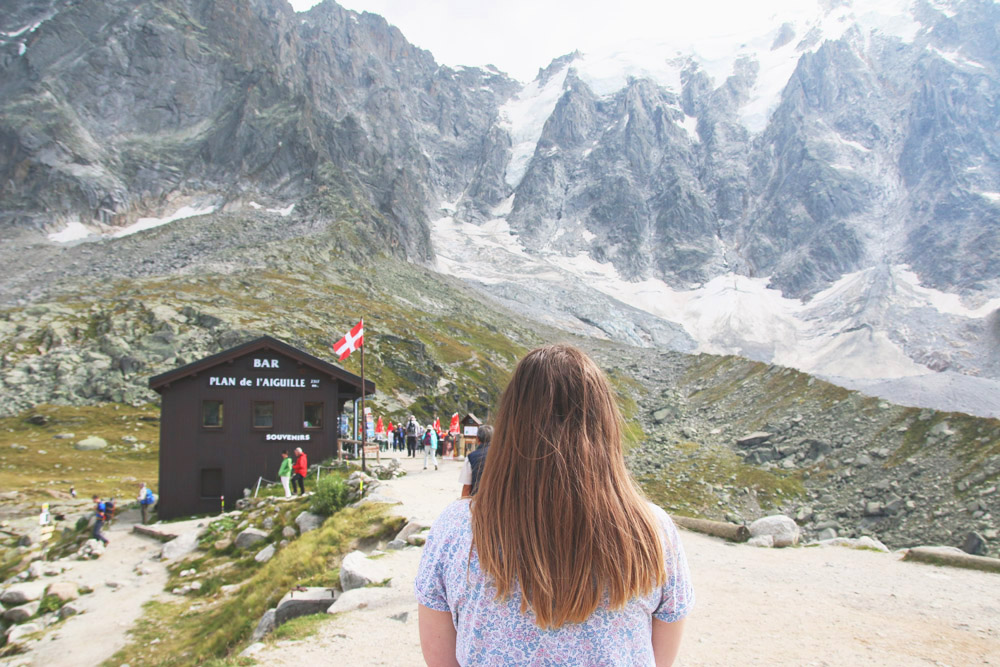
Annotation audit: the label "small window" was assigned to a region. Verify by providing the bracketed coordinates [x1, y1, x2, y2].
[253, 401, 274, 428]
[202, 400, 223, 428]
[304, 403, 323, 429]
[200, 468, 223, 498]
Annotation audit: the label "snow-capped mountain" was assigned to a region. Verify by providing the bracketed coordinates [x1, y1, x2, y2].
[432, 0, 1000, 416]
[1, 0, 999, 416]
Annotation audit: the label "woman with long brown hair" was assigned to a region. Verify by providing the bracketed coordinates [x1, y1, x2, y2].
[415, 344, 693, 665]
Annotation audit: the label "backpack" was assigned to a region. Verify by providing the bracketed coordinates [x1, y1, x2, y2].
[406, 421, 418, 436]
[141, 488, 154, 505]
[100, 499, 115, 520]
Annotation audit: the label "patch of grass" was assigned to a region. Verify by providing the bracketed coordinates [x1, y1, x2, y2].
[36, 594, 63, 615]
[0, 403, 160, 500]
[639, 444, 804, 518]
[271, 612, 331, 641]
[311, 473, 350, 516]
[106, 505, 405, 666]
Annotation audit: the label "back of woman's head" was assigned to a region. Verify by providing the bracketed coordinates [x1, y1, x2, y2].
[472, 344, 665, 628]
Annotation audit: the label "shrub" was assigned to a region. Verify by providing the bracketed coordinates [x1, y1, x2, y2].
[311, 476, 349, 516]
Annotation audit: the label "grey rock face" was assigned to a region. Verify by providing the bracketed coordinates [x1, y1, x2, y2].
[294, 511, 323, 534]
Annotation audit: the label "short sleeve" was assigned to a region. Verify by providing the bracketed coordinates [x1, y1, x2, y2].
[458, 460, 473, 485]
[650, 506, 695, 623]
[414, 501, 468, 612]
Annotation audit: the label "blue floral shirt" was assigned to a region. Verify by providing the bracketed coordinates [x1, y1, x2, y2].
[414, 500, 694, 666]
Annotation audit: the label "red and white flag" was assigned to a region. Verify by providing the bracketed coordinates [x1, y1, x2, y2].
[449, 413, 460, 434]
[333, 319, 364, 360]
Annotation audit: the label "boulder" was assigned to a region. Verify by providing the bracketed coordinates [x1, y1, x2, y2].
[282, 526, 296, 539]
[74, 436, 108, 451]
[1, 581, 47, 605]
[251, 608, 276, 642]
[386, 539, 408, 550]
[6, 622, 40, 643]
[235, 528, 269, 550]
[58, 603, 81, 619]
[747, 535, 774, 548]
[295, 511, 324, 534]
[45, 581, 78, 602]
[736, 432, 772, 448]
[160, 531, 201, 560]
[275, 587, 338, 625]
[815, 536, 890, 552]
[749, 515, 800, 548]
[254, 545, 276, 564]
[817, 527, 838, 541]
[961, 531, 986, 556]
[3, 600, 40, 623]
[340, 551, 389, 591]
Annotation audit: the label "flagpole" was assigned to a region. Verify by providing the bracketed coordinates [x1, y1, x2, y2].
[360, 317, 366, 473]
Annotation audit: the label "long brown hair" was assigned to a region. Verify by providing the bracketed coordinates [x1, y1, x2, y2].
[471, 344, 666, 628]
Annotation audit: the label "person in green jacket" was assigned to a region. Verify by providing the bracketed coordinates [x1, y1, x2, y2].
[278, 450, 293, 498]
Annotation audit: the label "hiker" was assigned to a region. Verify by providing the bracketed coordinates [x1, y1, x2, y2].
[137, 482, 156, 524]
[91, 495, 109, 546]
[394, 423, 405, 452]
[405, 415, 420, 457]
[422, 424, 438, 471]
[415, 344, 693, 665]
[292, 447, 308, 495]
[458, 424, 493, 498]
[278, 450, 293, 498]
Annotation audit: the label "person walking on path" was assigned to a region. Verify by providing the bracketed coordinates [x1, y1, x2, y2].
[422, 424, 438, 471]
[458, 424, 493, 498]
[292, 447, 308, 495]
[91, 495, 110, 546]
[405, 416, 420, 458]
[278, 450, 293, 498]
[416, 344, 693, 666]
[136, 483, 155, 524]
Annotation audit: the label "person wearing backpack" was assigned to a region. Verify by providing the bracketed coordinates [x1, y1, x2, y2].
[278, 450, 293, 498]
[91, 495, 109, 546]
[459, 425, 493, 497]
[422, 424, 439, 471]
[137, 482, 156, 524]
[405, 415, 420, 458]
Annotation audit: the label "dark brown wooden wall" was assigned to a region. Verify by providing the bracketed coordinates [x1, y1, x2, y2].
[156, 349, 352, 519]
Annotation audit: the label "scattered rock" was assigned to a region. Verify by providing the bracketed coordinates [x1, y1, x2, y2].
[295, 511, 324, 534]
[235, 528, 269, 550]
[749, 515, 800, 548]
[240, 642, 268, 658]
[254, 544, 276, 563]
[1, 581, 47, 605]
[276, 587, 338, 625]
[961, 531, 986, 556]
[3, 601, 41, 623]
[45, 581, 78, 602]
[74, 436, 108, 451]
[160, 530, 202, 560]
[282, 526, 296, 539]
[6, 622, 40, 643]
[747, 535, 774, 548]
[340, 550, 389, 591]
[58, 603, 81, 619]
[736, 432, 772, 448]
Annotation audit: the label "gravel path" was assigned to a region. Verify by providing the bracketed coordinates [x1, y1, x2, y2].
[251, 455, 1000, 666]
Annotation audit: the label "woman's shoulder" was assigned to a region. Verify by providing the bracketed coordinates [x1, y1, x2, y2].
[646, 502, 682, 539]
[431, 499, 472, 533]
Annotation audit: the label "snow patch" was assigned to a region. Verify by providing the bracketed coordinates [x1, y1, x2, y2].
[492, 195, 515, 217]
[48, 222, 94, 244]
[500, 67, 570, 188]
[571, 49, 684, 97]
[679, 115, 699, 143]
[978, 192, 1000, 203]
[581, 229, 596, 242]
[113, 204, 218, 238]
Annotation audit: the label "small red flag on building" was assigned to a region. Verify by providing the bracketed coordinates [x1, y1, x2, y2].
[332, 319, 364, 360]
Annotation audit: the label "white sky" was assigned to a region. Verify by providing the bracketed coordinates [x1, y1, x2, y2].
[287, 0, 831, 82]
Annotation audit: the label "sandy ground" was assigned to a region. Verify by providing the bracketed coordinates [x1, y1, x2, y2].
[2, 509, 207, 667]
[249, 455, 1000, 666]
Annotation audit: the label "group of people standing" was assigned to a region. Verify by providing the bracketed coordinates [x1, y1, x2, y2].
[387, 415, 458, 460]
[278, 447, 308, 497]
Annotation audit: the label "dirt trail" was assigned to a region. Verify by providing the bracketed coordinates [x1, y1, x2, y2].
[251, 455, 1000, 666]
[3, 509, 206, 667]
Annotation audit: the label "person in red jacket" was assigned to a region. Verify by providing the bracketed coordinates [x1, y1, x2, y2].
[292, 447, 308, 495]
